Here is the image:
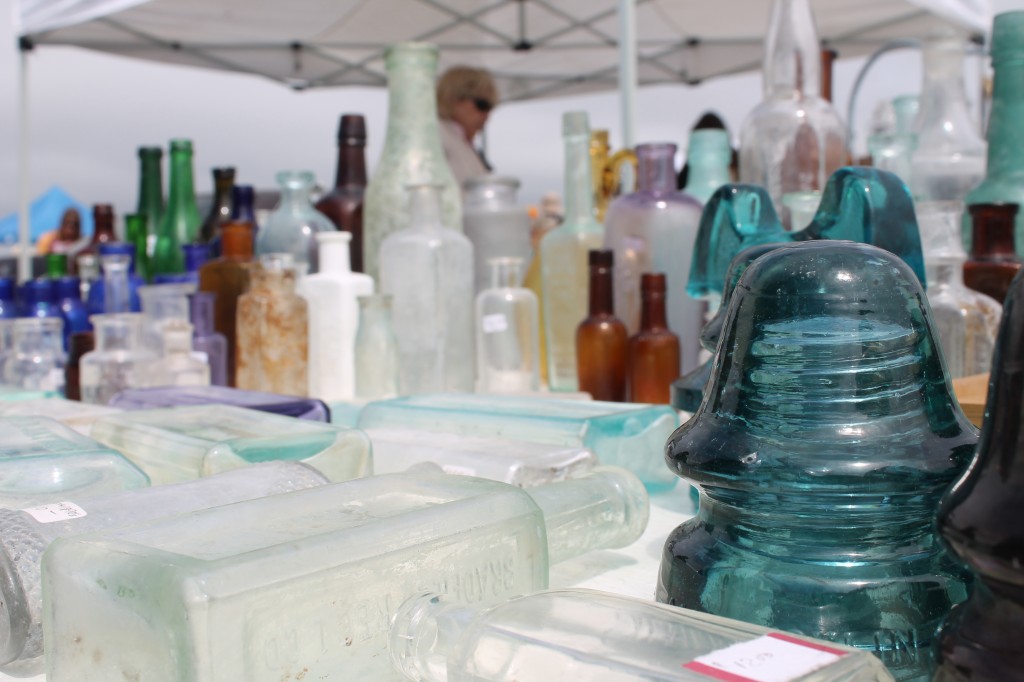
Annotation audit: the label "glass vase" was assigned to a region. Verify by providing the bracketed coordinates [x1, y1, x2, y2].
[475, 257, 540, 393]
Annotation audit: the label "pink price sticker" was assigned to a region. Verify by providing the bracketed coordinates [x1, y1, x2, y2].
[683, 632, 848, 682]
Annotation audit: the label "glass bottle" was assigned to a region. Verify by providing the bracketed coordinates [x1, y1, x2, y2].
[541, 111, 605, 391]
[0, 278, 14, 319]
[45, 253, 67, 278]
[909, 33, 986, 207]
[868, 94, 919, 186]
[152, 139, 201, 276]
[43, 466, 647, 682]
[918, 201, 1001, 379]
[149, 319, 210, 388]
[966, 12, 1024, 255]
[20, 278, 60, 320]
[122, 213, 149, 282]
[55, 276, 90, 350]
[576, 249, 627, 402]
[379, 184, 475, 394]
[315, 114, 367, 272]
[964, 203, 1022, 303]
[463, 176, 532, 294]
[628, 273, 680, 404]
[209, 184, 258, 259]
[296, 232, 374, 401]
[86, 246, 144, 315]
[354, 294, 400, 400]
[235, 254, 309, 396]
[683, 129, 733, 204]
[657, 241, 975, 681]
[738, 0, 849, 227]
[198, 167, 235, 244]
[933, 261, 1024, 682]
[75, 254, 99, 302]
[188, 291, 228, 387]
[198, 220, 253, 387]
[79, 313, 158, 406]
[256, 170, 334, 276]
[64, 330, 94, 401]
[390, 589, 896, 682]
[137, 282, 193, 351]
[603, 142, 704, 374]
[0, 319, 13, 382]
[476, 257, 540, 393]
[523, 192, 562, 388]
[75, 204, 118, 270]
[363, 42, 462, 280]
[136, 145, 164, 264]
[4, 318, 65, 392]
[108, 385, 330, 422]
[0, 461, 326, 677]
[152, 243, 210, 285]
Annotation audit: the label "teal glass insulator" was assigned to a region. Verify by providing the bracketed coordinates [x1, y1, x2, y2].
[657, 241, 976, 682]
[686, 167, 927, 302]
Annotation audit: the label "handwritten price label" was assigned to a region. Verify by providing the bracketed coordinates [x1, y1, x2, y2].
[22, 500, 88, 523]
[684, 632, 847, 682]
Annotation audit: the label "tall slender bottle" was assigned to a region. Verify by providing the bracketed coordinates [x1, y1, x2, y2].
[188, 291, 228, 387]
[315, 114, 368, 272]
[541, 111, 605, 391]
[152, 139, 201, 276]
[198, 167, 235, 244]
[628, 273, 680, 404]
[363, 42, 462, 280]
[136, 146, 164, 264]
[576, 250, 627, 402]
[197, 221, 253, 387]
[966, 11, 1024, 255]
[738, 0, 849, 226]
[296, 232, 374, 401]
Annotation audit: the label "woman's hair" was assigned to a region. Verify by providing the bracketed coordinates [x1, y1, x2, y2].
[436, 66, 499, 119]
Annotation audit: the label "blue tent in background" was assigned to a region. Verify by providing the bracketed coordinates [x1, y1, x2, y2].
[0, 186, 94, 245]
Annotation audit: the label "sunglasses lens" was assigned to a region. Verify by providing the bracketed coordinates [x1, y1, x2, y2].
[474, 98, 493, 112]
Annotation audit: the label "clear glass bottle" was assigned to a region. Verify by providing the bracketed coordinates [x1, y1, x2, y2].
[909, 33, 986, 207]
[0, 461, 326, 676]
[199, 167, 235, 244]
[256, 170, 335, 276]
[738, 0, 849, 227]
[628, 273, 681, 404]
[380, 184, 475, 394]
[868, 94, 919, 186]
[235, 253, 309, 396]
[603, 142, 704, 373]
[152, 139, 201, 276]
[315, 114, 368, 272]
[391, 589, 897, 682]
[354, 293, 401, 400]
[964, 202, 1022, 303]
[476, 257, 540, 393]
[296, 232, 374, 401]
[4, 318, 65, 392]
[136, 145, 164, 264]
[683, 129, 733, 204]
[150, 319, 210, 388]
[43, 466, 647, 682]
[541, 111, 605, 391]
[463, 176, 532, 294]
[137, 282, 193, 352]
[79, 313, 157, 406]
[86, 244, 144, 315]
[188, 291, 228, 387]
[576, 249, 628, 402]
[198, 220, 253, 387]
[363, 42, 462, 280]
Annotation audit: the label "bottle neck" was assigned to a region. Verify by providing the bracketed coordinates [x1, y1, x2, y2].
[167, 150, 197, 215]
[211, 173, 234, 215]
[383, 46, 443, 151]
[93, 215, 116, 242]
[278, 178, 316, 210]
[971, 213, 1020, 259]
[763, 0, 821, 99]
[926, 258, 966, 286]
[408, 186, 445, 230]
[587, 263, 615, 316]
[138, 153, 164, 216]
[319, 239, 353, 274]
[489, 259, 524, 289]
[640, 290, 669, 330]
[231, 191, 256, 223]
[102, 257, 132, 314]
[917, 38, 976, 135]
[636, 145, 678, 193]
[221, 225, 254, 261]
[94, 316, 143, 352]
[335, 141, 368, 188]
[985, 56, 1024, 177]
[564, 132, 597, 226]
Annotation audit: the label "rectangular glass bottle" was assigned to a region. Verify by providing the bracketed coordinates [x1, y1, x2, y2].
[0, 397, 121, 435]
[109, 385, 330, 421]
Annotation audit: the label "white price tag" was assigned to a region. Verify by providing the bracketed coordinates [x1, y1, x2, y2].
[481, 314, 509, 334]
[22, 500, 88, 523]
[683, 633, 846, 682]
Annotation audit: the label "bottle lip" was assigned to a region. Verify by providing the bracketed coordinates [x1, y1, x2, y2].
[169, 139, 194, 152]
[338, 114, 367, 143]
[588, 249, 614, 267]
[316, 231, 351, 244]
[388, 592, 446, 681]
[137, 146, 163, 157]
[562, 111, 590, 137]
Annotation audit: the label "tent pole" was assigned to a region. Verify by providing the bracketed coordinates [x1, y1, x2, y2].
[17, 46, 31, 282]
[618, 0, 637, 149]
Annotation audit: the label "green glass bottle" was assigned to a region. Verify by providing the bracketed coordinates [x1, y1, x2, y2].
[123, 214, 149, 282]
[45, 254, 68, 278]
[136, 146, 164, 264]
[152, 140, 201, 276]
[966, 11, 1024, 255]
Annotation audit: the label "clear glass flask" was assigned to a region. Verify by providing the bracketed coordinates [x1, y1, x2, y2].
[475, 257, 540, 393]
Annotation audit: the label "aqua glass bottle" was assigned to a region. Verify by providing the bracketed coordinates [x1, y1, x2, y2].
[136, 146, 164, 264]
[256, 170, 335, 276]
[868, 95, 919, 186]
[683, 129, 733, 204]
[658, 241, 976, 681]
[540, 111, 605, 391]
[152, 139, 200, 277]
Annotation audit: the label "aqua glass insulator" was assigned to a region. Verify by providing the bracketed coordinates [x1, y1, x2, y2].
[659, 240, 976, 682]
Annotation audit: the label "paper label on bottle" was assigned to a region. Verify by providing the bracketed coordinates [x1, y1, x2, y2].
[21, 500, 87, 523]
[481, 314, 508, 334]
[683, 632, 847, 682]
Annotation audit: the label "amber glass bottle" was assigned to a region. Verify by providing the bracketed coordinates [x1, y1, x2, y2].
[197, 221, 254, 387]
[964, 203, 1021, 303]
[576, 249, 627, 401]
[74, 204, 118, 272]
[64, 330, 95, 401]
[627, 273, 680, 403]
[315, 114, 367, 272]
[199, 167, 236, 244]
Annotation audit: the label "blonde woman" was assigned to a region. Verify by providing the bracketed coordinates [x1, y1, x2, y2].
[436, 66, 499, 188]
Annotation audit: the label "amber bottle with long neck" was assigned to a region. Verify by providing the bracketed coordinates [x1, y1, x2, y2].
[197, 221, 254, 387]
[964, 203, 1022, 303]
[315, 114, 367, 272]
[628, 273, 680, 403]
[576, 249, 627, 401]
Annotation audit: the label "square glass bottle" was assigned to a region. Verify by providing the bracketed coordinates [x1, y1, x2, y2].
[0, 397, 121, 436]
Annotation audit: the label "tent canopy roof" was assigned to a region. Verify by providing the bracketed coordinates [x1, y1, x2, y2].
[19, 0, 988, 101]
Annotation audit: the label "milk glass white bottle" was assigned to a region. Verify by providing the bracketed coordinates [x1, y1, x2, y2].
[151, 319, 211, 387]
[462, 177, 532, 294]
[3, 318, 65, 393]
[380, 184, 474, 394]
[354, 294, 401, 400]
[476, 257, 540, 393]
[297, 231, 374, 401]
[0, 461, 327, 676]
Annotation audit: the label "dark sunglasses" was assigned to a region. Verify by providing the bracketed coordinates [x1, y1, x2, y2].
[472, 97, 494, 113]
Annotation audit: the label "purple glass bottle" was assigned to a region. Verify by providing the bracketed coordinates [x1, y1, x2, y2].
[107, 385, 330, 421]
[188, 291, 228, 386]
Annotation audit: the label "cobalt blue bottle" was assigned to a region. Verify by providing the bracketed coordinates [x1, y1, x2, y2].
[87, 243, 144, 315]
[55, 276, 91, 350]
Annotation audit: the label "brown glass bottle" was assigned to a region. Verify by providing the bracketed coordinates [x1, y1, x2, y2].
[933, 265, 1024, 682]
[198, 221, 254, 387]
[64, 330, 95, 401]
[627, 273, 680, 404]
[576, 249, 627, 401]
[964, 203, 1022, 303]
[199, 167, 236, 244]
[71, 204, 118, 274]
[315, 114, 367, 272]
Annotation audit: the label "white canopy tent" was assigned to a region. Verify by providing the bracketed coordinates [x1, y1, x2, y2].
[10, 0, 995, 279]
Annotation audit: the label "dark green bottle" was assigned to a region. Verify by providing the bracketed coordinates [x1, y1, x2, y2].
[136, 146, 164, 264]
[45, 253, 68, 278]
[152, 140, 201, 276]
[124, 214, 150, 282]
